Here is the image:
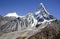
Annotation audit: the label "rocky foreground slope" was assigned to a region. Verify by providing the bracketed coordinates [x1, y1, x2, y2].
[27, 20, 60, 39]
[0, 20, 60, 39]
[0, 3, 60, 39]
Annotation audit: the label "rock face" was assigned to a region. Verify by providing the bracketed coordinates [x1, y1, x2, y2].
[0, 3, 60, 39]
[28, 20, 60, 39]
[0, 14, 37, 33]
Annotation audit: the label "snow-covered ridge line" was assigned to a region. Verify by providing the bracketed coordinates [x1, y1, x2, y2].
[3, 3, 56, 29]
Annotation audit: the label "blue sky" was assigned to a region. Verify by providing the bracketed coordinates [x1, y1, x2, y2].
[0, 0, 60, 19]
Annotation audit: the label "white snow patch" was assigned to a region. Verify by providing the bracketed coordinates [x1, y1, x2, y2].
[4, 12, 19, 17]
[35, 10, 40, 15]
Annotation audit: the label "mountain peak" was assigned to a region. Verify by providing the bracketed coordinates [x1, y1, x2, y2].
[34, 3, 56, 24]
[4, 12, 19, 17]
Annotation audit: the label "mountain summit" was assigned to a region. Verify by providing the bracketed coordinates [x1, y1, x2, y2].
[4, 12, 19, 17]
[34, 3, 56, 24]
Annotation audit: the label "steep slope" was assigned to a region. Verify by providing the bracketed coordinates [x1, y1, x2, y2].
[0, 13, 37, 33]
[34, 3, 56, 25]
[28, 20, 60, 39]
[0, 15, 12, 26]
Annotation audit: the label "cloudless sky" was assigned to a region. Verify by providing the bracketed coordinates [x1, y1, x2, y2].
[0, 0, 60, 19]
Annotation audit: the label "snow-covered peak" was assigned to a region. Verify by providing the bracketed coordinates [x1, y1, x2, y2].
[34, 3, 56, 25]
[4, 12, 19, 17]
[40, 3, 50, 15]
